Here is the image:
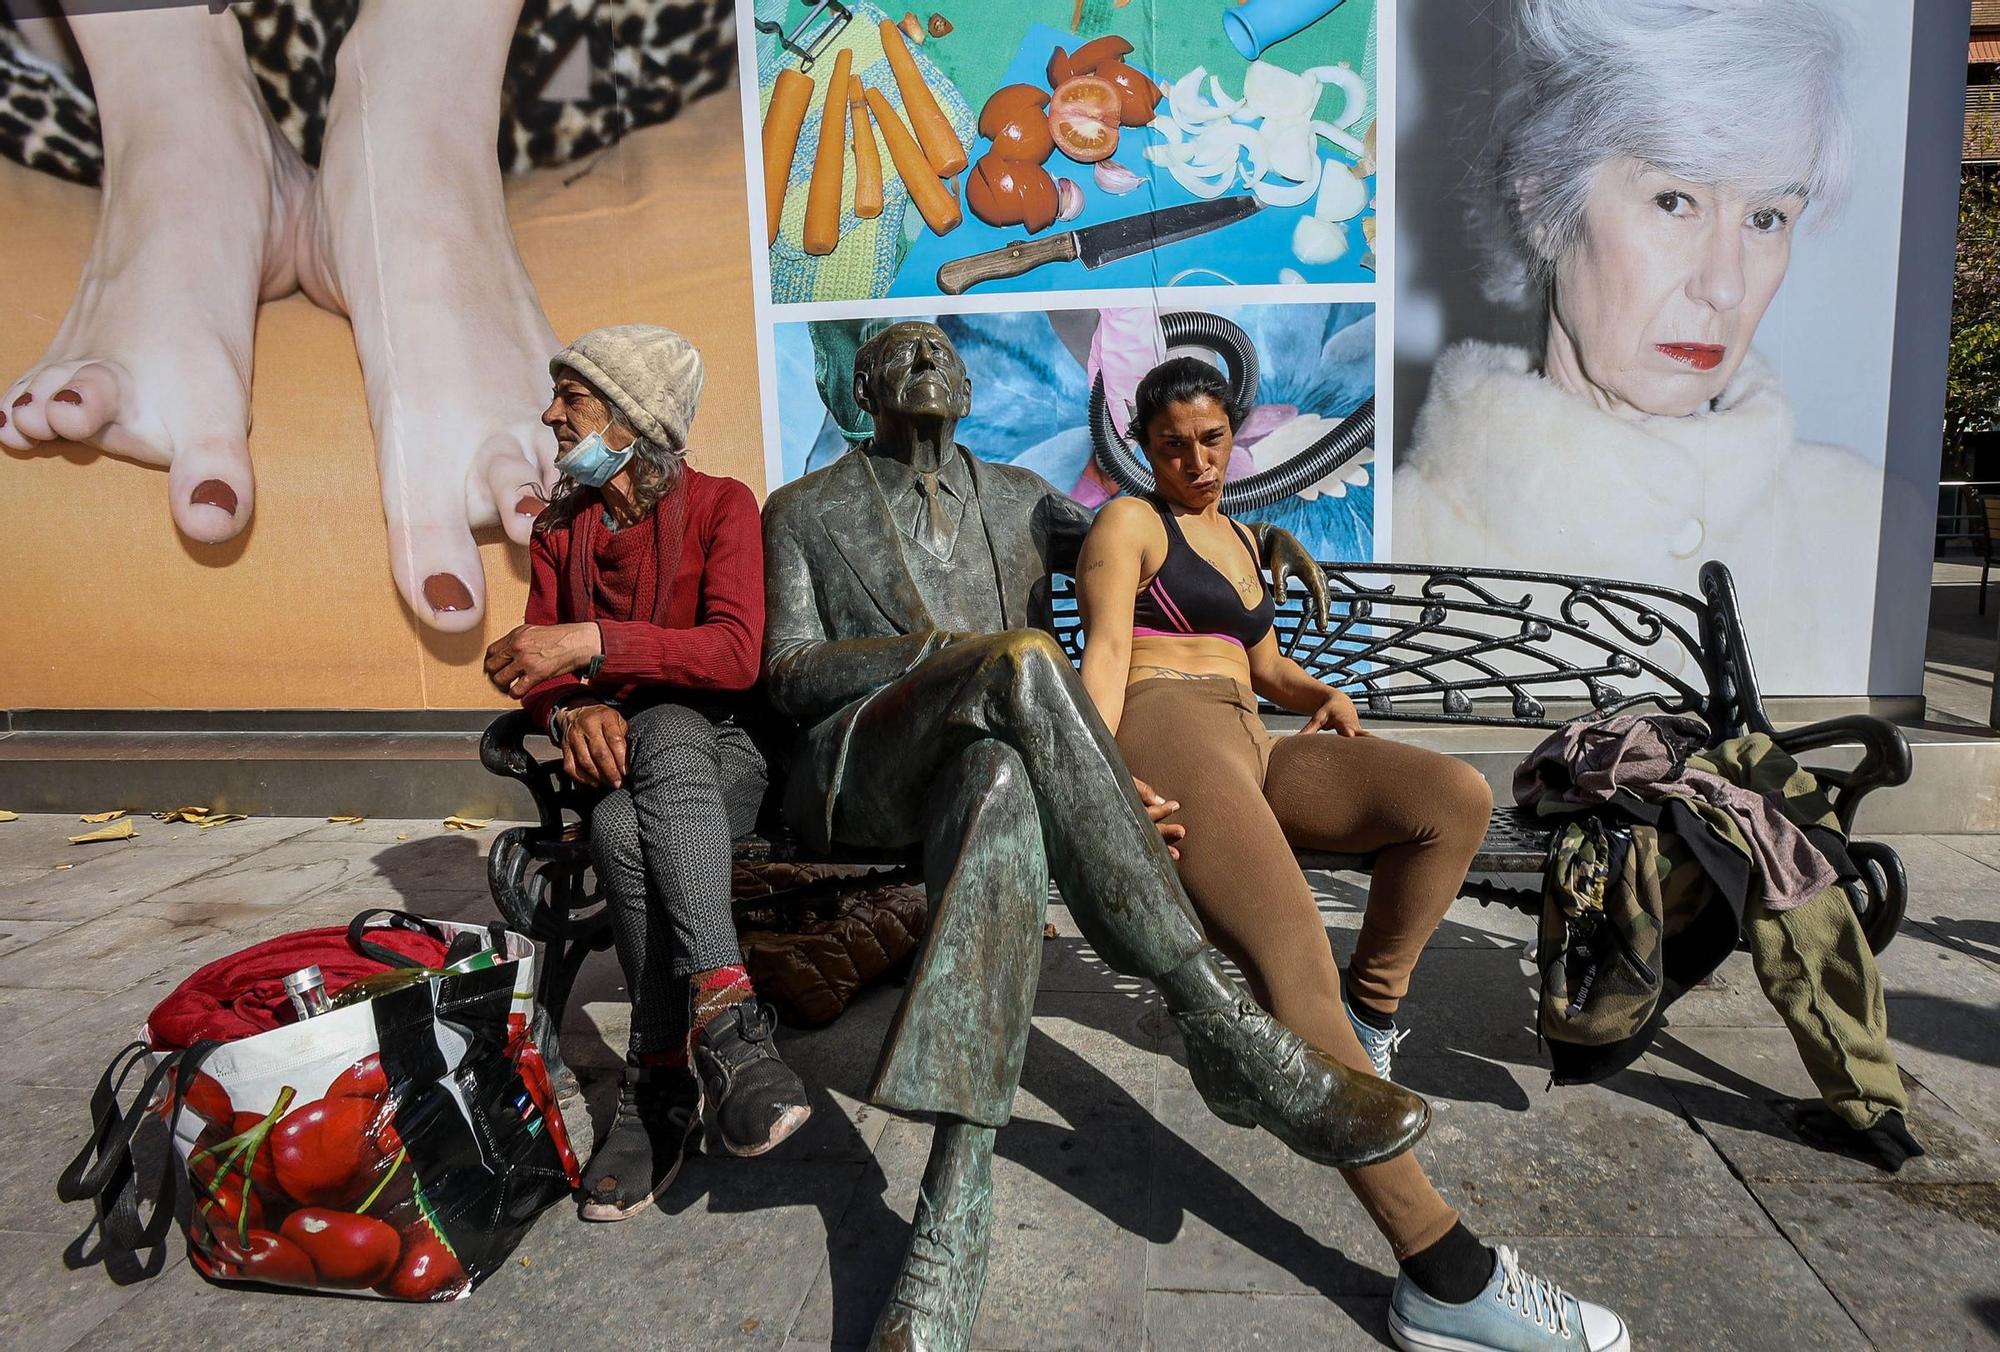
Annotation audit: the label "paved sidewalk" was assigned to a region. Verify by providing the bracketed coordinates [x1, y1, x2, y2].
[1, 814, 1996, 1350]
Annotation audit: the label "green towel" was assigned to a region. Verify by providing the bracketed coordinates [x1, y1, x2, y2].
[758, 1, 977, 304]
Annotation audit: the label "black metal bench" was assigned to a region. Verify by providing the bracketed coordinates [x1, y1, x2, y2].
[481, 559, 1912, 1027]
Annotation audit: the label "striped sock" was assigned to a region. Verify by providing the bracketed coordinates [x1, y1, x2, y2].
[690, 964, 754, 1036]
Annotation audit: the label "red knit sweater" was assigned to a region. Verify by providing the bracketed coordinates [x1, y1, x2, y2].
[519, 468, 764, 734]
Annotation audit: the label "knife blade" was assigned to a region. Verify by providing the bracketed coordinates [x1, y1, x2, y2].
[935, 196, 1263, 295]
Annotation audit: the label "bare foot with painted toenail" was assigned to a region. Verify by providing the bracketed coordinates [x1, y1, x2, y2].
[291, 0, 560, 631]
[0, 5, 312, 544]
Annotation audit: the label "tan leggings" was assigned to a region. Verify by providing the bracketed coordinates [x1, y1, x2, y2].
[1115, 677, 1493, 1259]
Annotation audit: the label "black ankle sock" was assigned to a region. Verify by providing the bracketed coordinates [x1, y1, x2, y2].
[1401, 1222, 1495, 1304]
[1344, 985, 1396, 1030]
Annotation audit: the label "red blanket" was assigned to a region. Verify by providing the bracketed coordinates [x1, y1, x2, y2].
[147, 925, 450, 1049]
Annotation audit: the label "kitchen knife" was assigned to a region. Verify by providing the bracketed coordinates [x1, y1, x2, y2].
[935, 195, 1263, 295]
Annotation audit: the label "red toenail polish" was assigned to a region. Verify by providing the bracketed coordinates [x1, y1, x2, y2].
[424, 574, 475, 613]
[0, 412, 7, 429]
[190, 479, 239, 515]
[514, 496, 544, 518]
[52, 389, 82, 405]
[10, 393, 28, 408]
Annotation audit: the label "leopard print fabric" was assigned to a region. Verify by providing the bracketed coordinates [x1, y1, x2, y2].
[0, 0, 735, 189]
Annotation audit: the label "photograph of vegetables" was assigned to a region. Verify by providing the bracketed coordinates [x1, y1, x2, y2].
[752, 0, 1377, 303]
[772, 303, 1377, 558]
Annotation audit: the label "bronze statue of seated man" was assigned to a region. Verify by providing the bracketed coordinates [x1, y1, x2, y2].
[760, 321, 1428, 1352]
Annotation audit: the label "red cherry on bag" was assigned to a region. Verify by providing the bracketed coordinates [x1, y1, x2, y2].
[377, 1229, 466, 1301]
[195, 1184, 265, 1240]
[208, 1228, 318, 1288]
[273, 1096, 384, 1208]
[280, 1208, 401, 1288]
[328, 1054, 388, 1102]
[227, 1111, 284, 1199]
[160, 1071, 234, 1127]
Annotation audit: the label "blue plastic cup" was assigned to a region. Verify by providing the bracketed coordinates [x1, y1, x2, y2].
[1223, 0, 1349, 61]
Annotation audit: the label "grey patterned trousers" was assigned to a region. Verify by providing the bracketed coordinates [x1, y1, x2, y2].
[588, 703, 768, 1058]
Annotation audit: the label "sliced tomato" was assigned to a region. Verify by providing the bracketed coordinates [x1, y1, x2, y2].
[1049, 76, 1122, 164]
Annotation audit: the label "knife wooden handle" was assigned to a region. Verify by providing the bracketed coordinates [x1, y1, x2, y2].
[936, 234, 1082, 295]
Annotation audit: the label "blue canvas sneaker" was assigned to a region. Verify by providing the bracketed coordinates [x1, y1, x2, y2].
[1389, 1245, 1630, 1351]
[1345, 997, 1409, 1080]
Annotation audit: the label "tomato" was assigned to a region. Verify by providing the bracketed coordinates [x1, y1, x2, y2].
[281, 1208, 401, 1288]
[1048, 76, 1122, 163]
[376, 1229, 466, 1302]
[1100, 61, 1163, 127]
[978, 83, 1054, 164]
[272, 1096, 385, 1208]
[328, 1053, 387, 1102]
[207, 1228, 318, 1288]
[966, 153, 1060, 233]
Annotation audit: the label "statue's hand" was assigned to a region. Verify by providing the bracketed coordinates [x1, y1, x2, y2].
[1250, 523, 1332, 631]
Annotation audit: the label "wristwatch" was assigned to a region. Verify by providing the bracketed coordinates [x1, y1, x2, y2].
[581, 653, 604, 683]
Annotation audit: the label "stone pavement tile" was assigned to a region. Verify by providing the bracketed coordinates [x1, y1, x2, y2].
[0, 986, 100, 1049]
[1485, 1235, 1867, 1352]
[1924, 833, 2000, 878]
[1141, 1290, 1394, 1350]
[1876, 835, 2000, 893]
[0, 1090, 110, 1235]
[1866, 923, 2000, 1144]
[1643, 1026, 2000, 1185]
[0, 917, 84, 961]
[1903, 904, 2000, 971]
[1142, 1079, 1398, 1299]
[1754, 1180, 2000, 1351]
[0, 814, 104, 869]
[1407, 1062, 1773, 1240]
[0, 1229, 178, 1352]
[790, 992, 1162, 1351]
[0, 913, 235, 994]
[1, 975, 179, 1090]
[1379, 947, 1544, 1070]
[0, 817, 324, 926]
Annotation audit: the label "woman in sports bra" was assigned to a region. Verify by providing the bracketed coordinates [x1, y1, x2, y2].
[1077, 358, 1615, 1345]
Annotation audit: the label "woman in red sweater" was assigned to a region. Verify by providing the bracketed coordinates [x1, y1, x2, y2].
[485, 325, 809, 1221]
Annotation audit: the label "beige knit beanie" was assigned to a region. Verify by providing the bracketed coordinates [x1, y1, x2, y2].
[549, 324, 704, 454]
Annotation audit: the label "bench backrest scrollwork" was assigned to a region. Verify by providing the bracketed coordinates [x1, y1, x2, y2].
[1049, 558, 1764, 739]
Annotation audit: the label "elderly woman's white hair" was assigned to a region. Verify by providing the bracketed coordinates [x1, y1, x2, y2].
[1480, 0, 1852, 305]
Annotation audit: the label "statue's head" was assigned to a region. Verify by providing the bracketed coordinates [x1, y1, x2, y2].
[854, 322, 972, 442]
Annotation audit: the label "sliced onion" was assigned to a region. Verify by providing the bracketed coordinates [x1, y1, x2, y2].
[1206, 74, 1245, 117]
[1303, 63, 1369, 129]
[1264, 118, 1319, 183]
[1243, 60, 1319, 123]
[1313, 159, 1370, 222]
[1309, 119, 1367, 160]
[1252, 172, 1318, 209]
[1292, 215, 1349, 265]
[1165, 157, 1235, 199]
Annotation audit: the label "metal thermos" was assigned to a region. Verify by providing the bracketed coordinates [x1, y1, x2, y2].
[283, 965, 332, 1020]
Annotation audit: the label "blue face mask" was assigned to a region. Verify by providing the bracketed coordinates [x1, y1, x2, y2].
[555, 429, 635, 488]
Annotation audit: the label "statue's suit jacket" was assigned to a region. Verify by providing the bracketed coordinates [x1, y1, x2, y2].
[760, 444, 1092, 849]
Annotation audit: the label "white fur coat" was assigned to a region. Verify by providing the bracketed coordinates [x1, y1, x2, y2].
[1394, 342, 1882, 696]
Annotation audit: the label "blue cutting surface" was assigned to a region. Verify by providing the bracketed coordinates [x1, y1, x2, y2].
[888, 22, 1375, 298]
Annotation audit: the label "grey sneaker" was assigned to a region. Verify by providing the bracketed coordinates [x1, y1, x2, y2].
[1389, 1245, 1629, 1351]
[1346, 997, 1409, 1080]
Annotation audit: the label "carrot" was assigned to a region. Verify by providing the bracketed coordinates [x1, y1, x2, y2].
[864, 86, 962, 236]
[762, 68, 814, 246]
[877, 18, 967, 177]
[849, 75, 883, 220]
[802, 49, 853, 255]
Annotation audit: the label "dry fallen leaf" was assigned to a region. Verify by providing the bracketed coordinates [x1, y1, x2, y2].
[395, 833, 410, 841]
[0, 810, 17, 822]
[70, 819, 137, 844]
[196, 813, 247, 830]
[327, 815, 365, 825]
[79, 809, 127, 824]
[154, 805, 211, 823]
[441, 816, 490, 831]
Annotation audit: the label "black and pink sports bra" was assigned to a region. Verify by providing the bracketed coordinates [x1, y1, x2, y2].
[1130, 496, 1275, 651]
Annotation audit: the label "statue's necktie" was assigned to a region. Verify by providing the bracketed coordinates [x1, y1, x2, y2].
[916, 469, 953, 557]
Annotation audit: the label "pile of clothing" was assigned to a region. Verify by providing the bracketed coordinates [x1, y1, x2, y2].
[1517, 712, 1922, 1171]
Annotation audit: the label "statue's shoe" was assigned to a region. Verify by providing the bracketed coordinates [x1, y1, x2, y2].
[867, 1172, 995, 1352]
[1169, 957, 1430, 1169]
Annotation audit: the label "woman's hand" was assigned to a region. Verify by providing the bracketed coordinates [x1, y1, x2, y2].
[1134, 777, 1185, 860]
[1302, 689, 1366, 737]
[484, 622, 602, 696]
[559, 703, 628, 788]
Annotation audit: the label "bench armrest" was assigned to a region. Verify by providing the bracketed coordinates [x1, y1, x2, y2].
[1767, 714, 1913, 836]
[479, 709, 569, 835]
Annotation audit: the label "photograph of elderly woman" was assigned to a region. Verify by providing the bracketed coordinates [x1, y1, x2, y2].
[0, 3, 762, 709]
[1392, 0, 1907, 696]
[746, 0, 1378, 303]
[772, 304, 1378, 559]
